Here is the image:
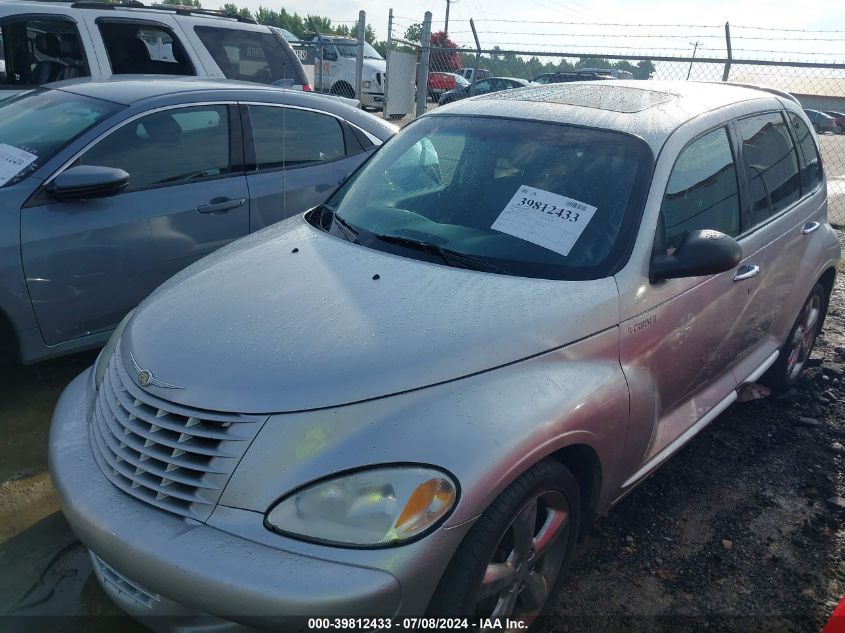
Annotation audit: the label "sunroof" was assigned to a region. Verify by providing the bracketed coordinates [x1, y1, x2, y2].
[479, 83, 676, 113]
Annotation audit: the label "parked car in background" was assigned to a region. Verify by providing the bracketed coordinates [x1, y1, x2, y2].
[304, 34, 385, 108]
[533, 71, 615, 84]
[804, 109, 839, 134]
[427, 71, 469, 101]
[456, 67, 490, 83]
[578, 67, 633, 79]
[50, 81, 839, 628]
[824, 110, 845, 134]
[0, 77, 395, 364]
[438, 76, 532, 105]
[0, 0, 311, 89]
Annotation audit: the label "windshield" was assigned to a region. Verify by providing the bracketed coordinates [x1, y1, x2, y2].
[317, 115, 652, 280]
[0, 88, 121, 188]
[336, 42, 383, 60]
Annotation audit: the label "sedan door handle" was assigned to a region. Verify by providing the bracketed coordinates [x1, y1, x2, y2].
[733, 264, 760, 282]
[802, 221, 821, 235]
[197, 197, 246, 214]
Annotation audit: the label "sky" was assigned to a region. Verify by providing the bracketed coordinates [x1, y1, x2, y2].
[224, 0, 845, 64]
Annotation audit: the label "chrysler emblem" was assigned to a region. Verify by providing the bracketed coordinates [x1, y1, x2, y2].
[129, 352, 184, 390]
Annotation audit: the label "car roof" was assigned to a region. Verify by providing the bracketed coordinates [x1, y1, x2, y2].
[433, 80, 785, 152]
[45, 76, 305, 105]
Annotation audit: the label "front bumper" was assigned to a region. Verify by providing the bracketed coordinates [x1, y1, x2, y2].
[361, 91, 384, 108]
[49, 370, 404, 630]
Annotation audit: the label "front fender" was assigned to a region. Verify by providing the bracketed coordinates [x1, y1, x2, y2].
[220, 326, 629, 524]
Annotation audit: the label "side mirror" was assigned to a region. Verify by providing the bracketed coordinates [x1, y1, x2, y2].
[49, 165, 129, 200]
[650, 229, 742, 282]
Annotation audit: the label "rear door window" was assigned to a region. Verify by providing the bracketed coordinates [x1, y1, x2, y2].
[735, 112, 802, 228]
[661, 127, 741, 250]
[788, 112, 823, 192]
[0, 17, 90, 86]
[249, 106, 345, 170]
[98, 20, 195, 76]
[194, 26, 301, 85]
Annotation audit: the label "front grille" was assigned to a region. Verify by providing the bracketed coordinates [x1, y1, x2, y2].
[375, 72, 383, 86]
[92, 553, 159, 610]
[89, 350, 266, 521]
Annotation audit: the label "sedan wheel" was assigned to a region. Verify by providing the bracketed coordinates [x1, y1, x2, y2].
[428, 459, 580, 627]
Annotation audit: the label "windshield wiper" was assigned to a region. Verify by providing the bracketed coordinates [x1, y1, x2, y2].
[318, 205, 360, 243]
[374, 234, 511, 275]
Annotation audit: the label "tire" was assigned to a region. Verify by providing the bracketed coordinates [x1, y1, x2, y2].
[762, 282, 827, 392]
[330, 82, 355, 99]
[812, 122, 820, 133]
[428, 459, 580, 623]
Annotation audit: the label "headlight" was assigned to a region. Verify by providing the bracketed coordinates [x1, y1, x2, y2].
[363, 80, 371, 88]
[265, 466, 458, 547]
[94, 309, 134, 390]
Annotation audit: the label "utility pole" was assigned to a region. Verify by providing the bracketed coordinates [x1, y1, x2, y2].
[444, 0, 457, 36]
[686, 40, 701, 80]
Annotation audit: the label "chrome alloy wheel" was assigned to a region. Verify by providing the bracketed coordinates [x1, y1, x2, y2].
[786, 292, 822, 381]
[475, 490, 571, 626]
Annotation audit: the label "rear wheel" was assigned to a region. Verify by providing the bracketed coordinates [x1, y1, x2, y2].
[428, 459, 579, 626]
[763, 283, 826, 391]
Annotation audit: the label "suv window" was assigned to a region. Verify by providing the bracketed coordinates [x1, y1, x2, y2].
[195, 26, 300, 84]
[98, 20, 194, 76]
[736, 112, 801, 228]
[76, 105, 232, 190]
[789, 112, 822, 192]
[661, 127, 740, 249]
[249, 106, 345, 169]
[0, 17, 89, 86]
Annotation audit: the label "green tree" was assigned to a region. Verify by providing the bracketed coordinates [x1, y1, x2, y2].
[635, 60, 656, 79]
[404, 23, 423, 44]
[220, 3, 252, 19]
[162, 0, 202, 6]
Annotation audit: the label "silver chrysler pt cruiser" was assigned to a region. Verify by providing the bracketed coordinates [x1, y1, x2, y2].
[50, 82, 840, 631]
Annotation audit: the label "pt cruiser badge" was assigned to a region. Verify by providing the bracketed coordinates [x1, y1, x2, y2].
[129, 352, 183, 390]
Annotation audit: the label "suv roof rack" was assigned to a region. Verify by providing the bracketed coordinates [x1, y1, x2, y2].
[67, 1, 258, 24]
[713, 82, 801, 105]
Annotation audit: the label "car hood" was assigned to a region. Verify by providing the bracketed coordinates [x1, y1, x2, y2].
[122, 216, 619, 414]
[364, 59, 387, 72]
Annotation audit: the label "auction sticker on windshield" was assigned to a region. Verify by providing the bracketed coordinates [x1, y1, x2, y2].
[491, 185, 597, 257]
[0, 144, 37, 186]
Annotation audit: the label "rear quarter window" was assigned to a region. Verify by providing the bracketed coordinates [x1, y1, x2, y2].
[788, 111, 823, 192]
[194, 26, 302, 85]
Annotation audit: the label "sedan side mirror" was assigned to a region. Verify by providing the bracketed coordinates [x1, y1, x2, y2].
[650, 229, 742, 282]
[49, 165, 129, 200]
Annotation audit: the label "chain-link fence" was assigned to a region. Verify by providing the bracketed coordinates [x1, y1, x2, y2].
[388, 12, 845, 223]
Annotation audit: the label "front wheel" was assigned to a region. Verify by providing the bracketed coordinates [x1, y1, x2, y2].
[428, 459, 580, 625]
[763, 282, 827, 391]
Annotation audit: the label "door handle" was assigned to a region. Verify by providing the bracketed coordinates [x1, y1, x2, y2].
[733, 264, 760, 282]
[802, 221, 821, 235]
[197, 197, 246, 214]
